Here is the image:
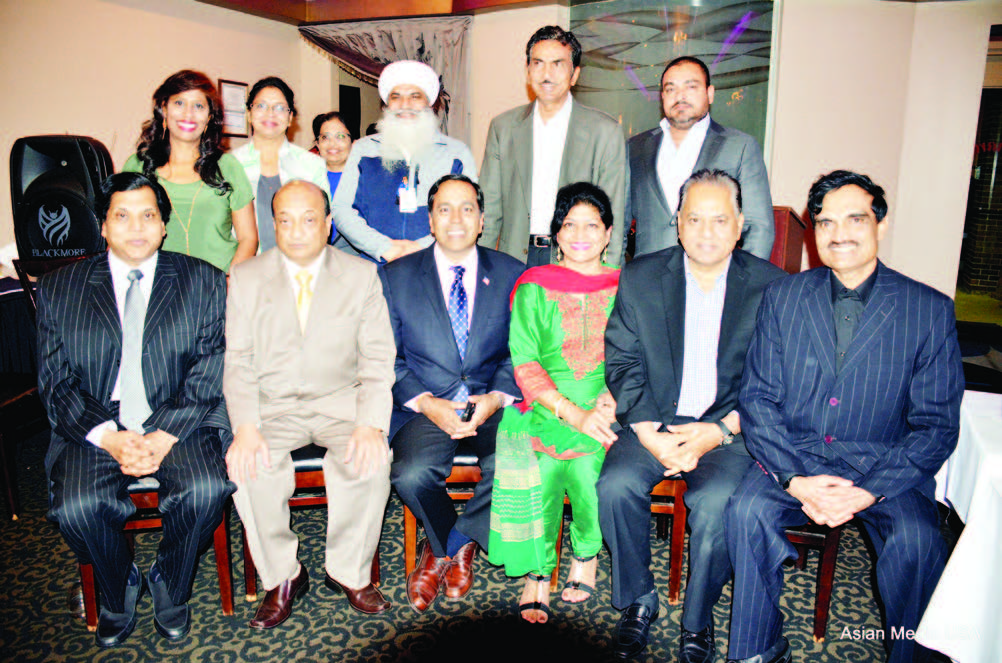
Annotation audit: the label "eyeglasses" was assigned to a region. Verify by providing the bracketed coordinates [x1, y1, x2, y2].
[318, 132, 351, 143]
[251, 102, 290, 115]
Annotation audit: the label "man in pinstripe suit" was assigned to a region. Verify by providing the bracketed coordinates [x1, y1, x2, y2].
[37, 172, 233, 647]
[727, 170, 963, 663]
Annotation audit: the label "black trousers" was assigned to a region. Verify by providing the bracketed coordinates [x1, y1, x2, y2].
[48, 428, 233, 612]
[390, 410, 500, 558]
[597, 425, 751, 630]
[727, 464, 947, 663]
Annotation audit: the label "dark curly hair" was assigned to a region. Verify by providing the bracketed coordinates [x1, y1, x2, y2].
[134, 70, 231, 195]
[550, 182, 613, 243]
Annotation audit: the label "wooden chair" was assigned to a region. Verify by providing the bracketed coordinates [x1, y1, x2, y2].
[650, 478, 688, 604]
[785, 522, 845, 642]
[79, 477, 234, 631]
[401, 440, 489, 567]
[242, 444, 380, 601]
[769, 207, 808, 274]
[552, 478, 688, 601]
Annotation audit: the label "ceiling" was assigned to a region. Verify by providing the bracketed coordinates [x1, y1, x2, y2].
[194, 0, 545, 24]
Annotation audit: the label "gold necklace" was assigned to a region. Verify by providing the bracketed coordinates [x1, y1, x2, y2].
[164, 179, 204, 255]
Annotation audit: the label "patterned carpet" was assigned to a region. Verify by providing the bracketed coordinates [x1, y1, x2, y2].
[1, 432, 899, 662]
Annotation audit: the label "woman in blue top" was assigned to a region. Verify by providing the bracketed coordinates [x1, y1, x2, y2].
[313, 111, 354, 205]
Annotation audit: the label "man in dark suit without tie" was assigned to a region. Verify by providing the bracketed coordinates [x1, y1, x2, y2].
[381, 174, 524, 612]
[628, 56, 774, 260]
[727, 170, 963, 663]
[37, 172, 233, 647]
[599, 169, 786, 661]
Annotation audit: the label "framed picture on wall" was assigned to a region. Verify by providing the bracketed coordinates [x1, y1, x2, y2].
[219, 79, 248, 137]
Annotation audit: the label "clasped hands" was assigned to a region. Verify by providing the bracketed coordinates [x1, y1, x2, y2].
[787, 475, 876, 527]
[638, 421, 723, 476]
[102, 429, 177, 477]
[420, 392, 504, 439]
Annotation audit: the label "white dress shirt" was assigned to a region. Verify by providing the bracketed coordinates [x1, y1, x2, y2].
[657, 113, 711, 214]
[86, 250, 159, 444]
[281, 252, 324, 303]
[529, 94, 574, 236]
[405, 245, 514, 412]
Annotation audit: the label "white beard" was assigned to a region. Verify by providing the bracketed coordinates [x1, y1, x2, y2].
[377, 108, 438, 169]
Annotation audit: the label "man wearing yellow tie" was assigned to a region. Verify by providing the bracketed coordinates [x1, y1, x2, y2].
[223, 180, 397, 628]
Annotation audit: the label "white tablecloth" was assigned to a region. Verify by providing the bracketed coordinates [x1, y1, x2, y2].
[916, 390, 1002, 662]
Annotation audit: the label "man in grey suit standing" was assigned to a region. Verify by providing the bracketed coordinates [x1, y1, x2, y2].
[479, 25, 628, 267]
[628, 56, 774, 259]
[224, 180, 396, 628]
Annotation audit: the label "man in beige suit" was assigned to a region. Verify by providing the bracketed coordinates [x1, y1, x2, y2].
[224, 180, 396, 629]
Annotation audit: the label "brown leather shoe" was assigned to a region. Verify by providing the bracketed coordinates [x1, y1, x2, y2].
[407, 538, 452, 612]
[324, 574, 391, 614]
[444, 540, 478, 600]
[249, 566, 309, 629]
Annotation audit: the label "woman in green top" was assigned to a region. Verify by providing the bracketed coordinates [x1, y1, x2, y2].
[124, 70, 256, 273]
[488, 182, 620, 624]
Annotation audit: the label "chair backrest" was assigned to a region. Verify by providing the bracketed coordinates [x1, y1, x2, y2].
[12, 256, 90, 320]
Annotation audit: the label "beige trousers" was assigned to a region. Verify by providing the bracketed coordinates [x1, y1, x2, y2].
[232, 412, 390, 590]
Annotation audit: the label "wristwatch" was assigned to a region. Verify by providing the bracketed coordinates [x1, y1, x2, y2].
[716, 420, 735, 446]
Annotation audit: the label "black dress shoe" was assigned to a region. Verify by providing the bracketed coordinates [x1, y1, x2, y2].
[679, 624, 715, 663]
[613, 603, 659, 659]
[726, 637, 791, 663]
[95, 564, 145, 648]
[149, 563, 191, 640]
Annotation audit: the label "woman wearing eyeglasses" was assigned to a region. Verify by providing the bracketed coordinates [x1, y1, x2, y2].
[125, 69, 257, 272]
[232, 76, 330, 253]
[312, 112, 354, 199]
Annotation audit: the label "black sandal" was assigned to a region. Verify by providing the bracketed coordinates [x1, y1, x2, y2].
[562, 553, 596, 603]
[518, 574, 552, 623]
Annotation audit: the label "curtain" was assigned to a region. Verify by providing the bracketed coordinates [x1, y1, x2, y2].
[300, 16, 472, 142]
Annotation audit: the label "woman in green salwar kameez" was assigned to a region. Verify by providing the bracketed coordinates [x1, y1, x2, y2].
[488, 182, 620, 623]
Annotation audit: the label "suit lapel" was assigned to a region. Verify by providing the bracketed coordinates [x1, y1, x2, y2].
[693, 120, 724, 171]
[560, 101, 585, 185]
[419, 248, 461, 360]
[660, 251, 686, 394]
[467, 247, 495, 363]
[644, 129, 672, 220]
[800, 271, 838, 377]
[305, 248, 344, 336]
[717, 254, 750, 380]
[87, 254, 122, 352]
[513, 105, 534, 216]
[144, 253, 178, 346]
[837, 267, 898, 380]
[261, 250, 299, 337]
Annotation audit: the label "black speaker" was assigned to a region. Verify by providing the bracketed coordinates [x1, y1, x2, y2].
[10, 135, 113, 259]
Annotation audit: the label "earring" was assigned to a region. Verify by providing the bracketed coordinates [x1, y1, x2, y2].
[556, 246, 563, 263]
[602, 247, 608, 264]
